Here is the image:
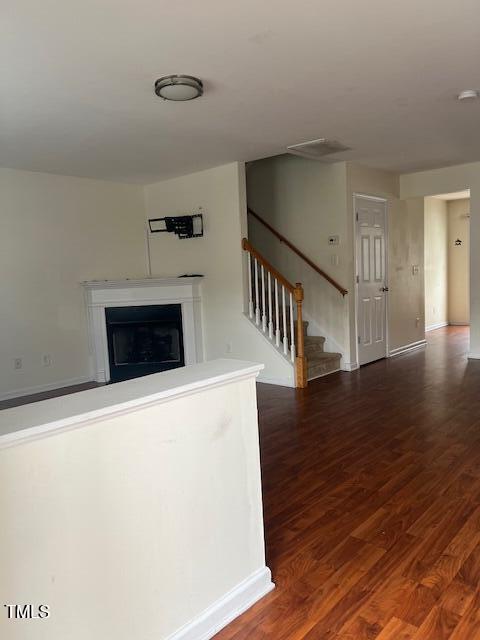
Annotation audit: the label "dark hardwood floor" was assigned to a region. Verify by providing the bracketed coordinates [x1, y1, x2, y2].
[216, 326, 480, 639]
[0, 381, 101, 410]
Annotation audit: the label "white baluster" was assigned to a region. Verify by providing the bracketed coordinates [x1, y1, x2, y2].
[275, 280, 280, 347]
[268, 273, 273, 340]
[254, 259, 260, 325]
[282, 286, 288, 355]
[290, 291, 295, 362]
[261, 265, 267, 333]
[247, 253, 253, 319]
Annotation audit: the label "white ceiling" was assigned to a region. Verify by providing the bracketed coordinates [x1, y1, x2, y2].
[2, 0, 480, 184]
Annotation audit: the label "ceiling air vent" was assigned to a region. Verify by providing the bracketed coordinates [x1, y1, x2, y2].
[286, 138, 351, 160]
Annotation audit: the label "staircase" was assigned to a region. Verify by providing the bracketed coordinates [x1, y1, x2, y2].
[297, 321, 342, 380]
[242, 207, 348, 388]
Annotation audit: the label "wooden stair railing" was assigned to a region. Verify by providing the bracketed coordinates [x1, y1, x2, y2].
[242, 238, 307, 388]
[247, 207, 348, 297]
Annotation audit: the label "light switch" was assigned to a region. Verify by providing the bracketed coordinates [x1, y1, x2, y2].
[412, 265, 419, 275]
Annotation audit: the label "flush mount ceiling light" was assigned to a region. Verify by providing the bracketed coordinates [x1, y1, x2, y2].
[457, 89, 480, 101]
[154, 75, 203, 101]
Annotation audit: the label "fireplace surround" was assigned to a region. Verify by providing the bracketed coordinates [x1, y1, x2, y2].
[83, 278, 203, 383]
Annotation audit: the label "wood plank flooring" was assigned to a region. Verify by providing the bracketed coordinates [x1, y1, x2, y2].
[215, 327, 480, 640]
[0, 381, 102, 410]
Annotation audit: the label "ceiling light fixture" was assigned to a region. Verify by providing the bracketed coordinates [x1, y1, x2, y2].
[154, 75, 203, 101]
[457, 89, 480, 101]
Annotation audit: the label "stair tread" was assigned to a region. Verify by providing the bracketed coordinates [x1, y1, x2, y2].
[304, 336, 326, 344]
[307, 352, 341, 361]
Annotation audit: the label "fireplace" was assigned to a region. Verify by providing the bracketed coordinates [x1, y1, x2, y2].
[82, 278, 203, 383]
[105, 305, 185, 382]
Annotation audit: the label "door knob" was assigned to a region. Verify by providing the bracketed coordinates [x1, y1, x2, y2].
[380, 286, 389, 292]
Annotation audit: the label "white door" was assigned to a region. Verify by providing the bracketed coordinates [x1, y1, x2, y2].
[355, 196, 388, 366]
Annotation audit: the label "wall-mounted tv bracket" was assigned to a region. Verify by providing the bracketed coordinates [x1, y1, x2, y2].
[148, 214, 203, 239]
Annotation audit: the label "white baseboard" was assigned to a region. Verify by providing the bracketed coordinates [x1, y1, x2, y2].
[257, 375, 295, 388]
[468, 352, 480, 359]
[425, 321, 448, 332]
[389, 339, 427, 357]
[167, 567, 274, 640]
[342, 361, 359, 372]
[0, 376, 93, 402]
[449, 322, 470, 326]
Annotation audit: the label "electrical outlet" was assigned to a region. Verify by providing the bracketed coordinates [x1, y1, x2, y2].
[416, 317, 421, 327]
[14, 357, 22, 370]
[42, 354, 52, 367]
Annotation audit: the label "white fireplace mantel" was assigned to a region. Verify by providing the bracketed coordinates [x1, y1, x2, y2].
[82, 277, 204, 382]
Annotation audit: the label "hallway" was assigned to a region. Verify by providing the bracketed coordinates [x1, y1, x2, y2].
[217, 327, 480, 639]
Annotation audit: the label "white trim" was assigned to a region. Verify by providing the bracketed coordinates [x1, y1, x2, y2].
[388, 339, 427, 357]
[353, 193, 389, 203]
[449, 322, 470, 326]
[342, 361, 359, 372]
[467, 352, 480, 359]
[83, 278, 204, 382]
[308, 367, 341, 382]
[425, 321, 448, 332]
[166, 567, 274, 640]
[0, 360, 263, 450]
[0, 376, 92, 402]
[257, 374, 295, 388]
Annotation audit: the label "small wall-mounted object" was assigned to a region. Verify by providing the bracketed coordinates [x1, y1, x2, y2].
[412, 265, 420, 275]
[148, 214, 203, 239]
[328, 235, 340, 246]
[455, 238, 462, 246]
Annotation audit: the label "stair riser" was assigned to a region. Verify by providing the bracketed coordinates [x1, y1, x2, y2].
[305, 343, 325, 356]
[307, 359, 341, 380]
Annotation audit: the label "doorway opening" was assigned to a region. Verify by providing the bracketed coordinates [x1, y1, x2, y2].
[424, 190, 470, 338]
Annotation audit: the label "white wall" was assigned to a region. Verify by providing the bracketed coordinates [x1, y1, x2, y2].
[144, 162, 295, 386]
[400, 161, 480, 356]
[387, 197, 425, 351]
[0, 168, 146, 399]
[0, 361, 272, 640]
[448, 199, 470, 324]
[347, 164, 425, 355]
[424, 197, 448, 330]
[247, 156, 351, 364]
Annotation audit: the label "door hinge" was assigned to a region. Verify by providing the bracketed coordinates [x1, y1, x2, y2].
[358, 335, 361, 344]
[356, 275, 359, 284]
[356, 212, 359, 221]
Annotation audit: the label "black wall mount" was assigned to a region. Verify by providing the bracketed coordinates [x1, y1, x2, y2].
[148, 214, 203, 239]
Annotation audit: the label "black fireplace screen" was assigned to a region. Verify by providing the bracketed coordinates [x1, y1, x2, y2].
[105, 305, 184, 382]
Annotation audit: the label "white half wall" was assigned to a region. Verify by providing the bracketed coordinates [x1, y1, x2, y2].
[0, 360, 273, 639]
[0, 168, 146, 399]
[144, 162, 295, 386]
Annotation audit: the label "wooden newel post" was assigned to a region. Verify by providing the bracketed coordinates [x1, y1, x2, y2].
[294, 283, 307, 388]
